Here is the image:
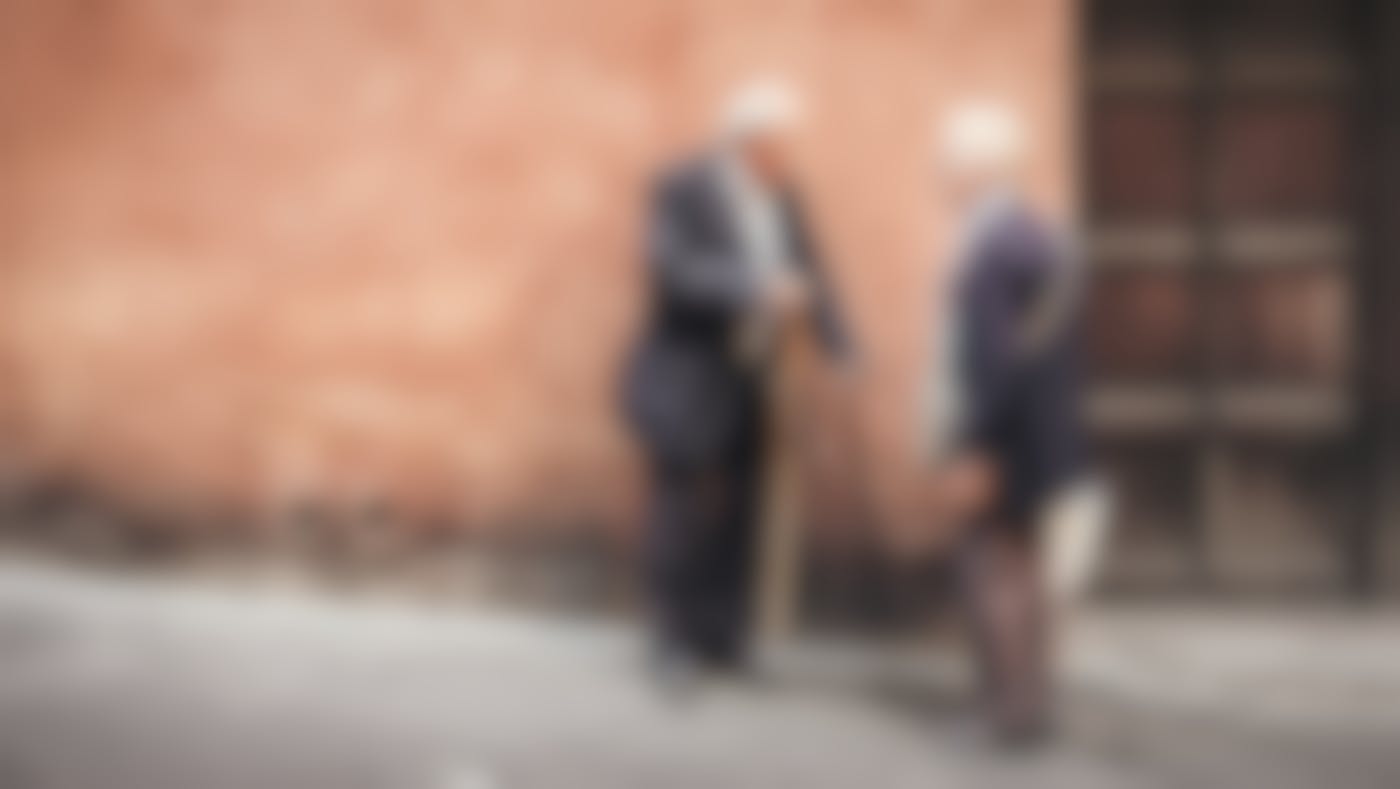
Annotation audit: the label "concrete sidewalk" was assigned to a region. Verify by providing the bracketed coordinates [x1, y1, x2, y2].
[0, 558, 1395, 789]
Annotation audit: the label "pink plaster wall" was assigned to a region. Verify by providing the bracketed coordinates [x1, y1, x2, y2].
[0, 0, 1074, 541]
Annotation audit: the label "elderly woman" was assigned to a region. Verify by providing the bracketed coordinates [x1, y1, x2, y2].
[925, 102, 1088, 745]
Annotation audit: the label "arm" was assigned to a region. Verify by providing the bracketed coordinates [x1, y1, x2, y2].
[962, 241, 1037, 444]
[783, 196, 857, 365]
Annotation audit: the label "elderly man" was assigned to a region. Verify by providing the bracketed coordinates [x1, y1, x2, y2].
[623, 79, 855, 689]
[925, 103, 1087, 744]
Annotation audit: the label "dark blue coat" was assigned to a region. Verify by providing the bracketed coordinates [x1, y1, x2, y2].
[622, 155, 853, 468]
[956, 202, 1086, 521]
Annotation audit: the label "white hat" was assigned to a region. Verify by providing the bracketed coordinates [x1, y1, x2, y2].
[720, 76, 804, 142]
[940, 100, 1027, 173]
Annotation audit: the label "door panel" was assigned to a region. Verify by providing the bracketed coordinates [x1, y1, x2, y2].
[1085, 0, 1375, 593]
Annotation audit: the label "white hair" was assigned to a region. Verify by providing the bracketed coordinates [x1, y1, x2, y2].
[719, 76, 804, 143]
[939, 100, 1027, 174]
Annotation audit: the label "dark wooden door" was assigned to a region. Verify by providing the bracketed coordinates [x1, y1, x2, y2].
[1084, 0, 1398, 595]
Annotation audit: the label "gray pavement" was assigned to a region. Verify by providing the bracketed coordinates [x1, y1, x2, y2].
[0, 557, 1396, 789]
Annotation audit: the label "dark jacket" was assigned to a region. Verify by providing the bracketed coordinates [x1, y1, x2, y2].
[956, 201, 1086, 517]
[623, 154, 854, 467]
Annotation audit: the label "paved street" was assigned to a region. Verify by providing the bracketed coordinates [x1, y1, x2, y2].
[0, 557, 1396, 789]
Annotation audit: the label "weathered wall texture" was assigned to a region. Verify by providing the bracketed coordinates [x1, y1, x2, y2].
[0, 0, 1073, 542]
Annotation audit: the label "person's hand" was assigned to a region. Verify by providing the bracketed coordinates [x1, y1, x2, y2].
[763, 271, 809, 318]
[825, 355, 863, 406]
[931, 453, 999, 523]
[834, 353, 863, 387]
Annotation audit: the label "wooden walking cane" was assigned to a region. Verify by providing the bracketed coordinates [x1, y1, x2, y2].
[753, 314, 883, 645]
[753, 315, 820, 645]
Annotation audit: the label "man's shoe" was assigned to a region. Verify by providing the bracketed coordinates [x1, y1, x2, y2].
[648, 643, 705, 704]
[992, 712, 1054, 752]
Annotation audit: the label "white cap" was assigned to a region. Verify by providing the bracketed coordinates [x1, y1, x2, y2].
[719, 76, 804, 143]
[939, 100, 1027, 175]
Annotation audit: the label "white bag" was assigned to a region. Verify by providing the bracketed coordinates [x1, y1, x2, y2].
[1040, 475, 1113, 608]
